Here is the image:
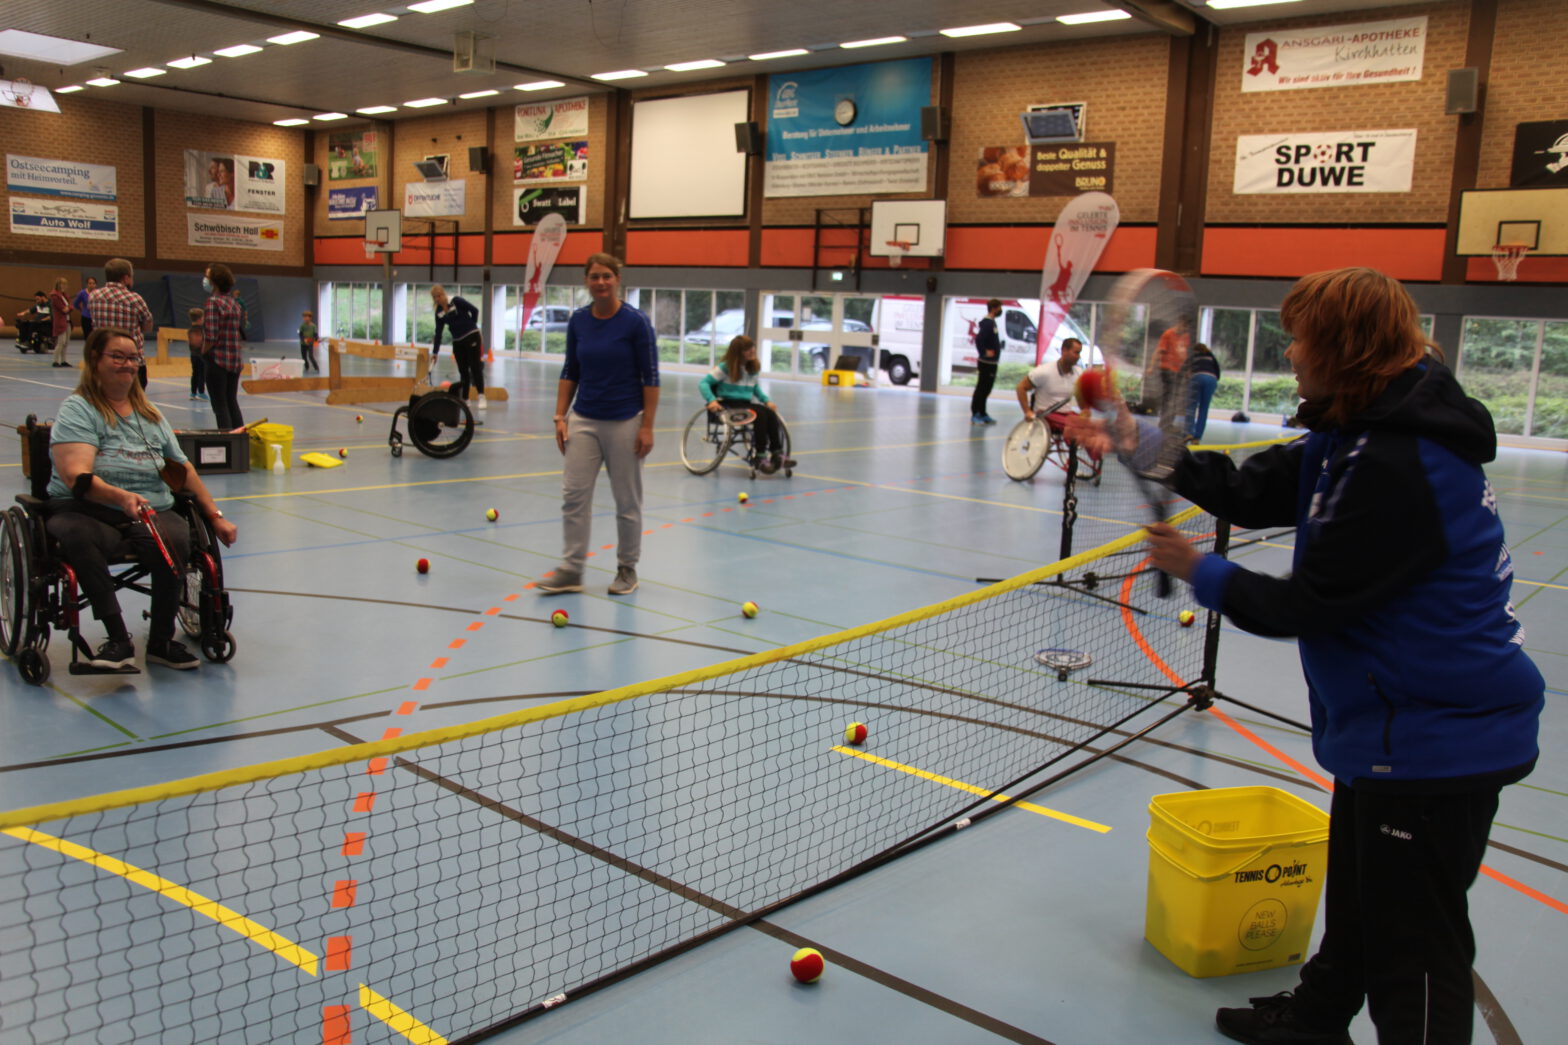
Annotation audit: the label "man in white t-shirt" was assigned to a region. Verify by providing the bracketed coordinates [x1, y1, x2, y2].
[1017, 337, 1083, 431]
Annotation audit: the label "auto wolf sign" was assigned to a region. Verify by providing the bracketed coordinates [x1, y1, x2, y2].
[1242, 16, 1427, 92]
[1036, 192, 1119, 366]
[1234, 130, 1417, 194]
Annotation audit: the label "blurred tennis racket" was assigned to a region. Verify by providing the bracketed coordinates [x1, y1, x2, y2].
[1097, 268, 1198, 597]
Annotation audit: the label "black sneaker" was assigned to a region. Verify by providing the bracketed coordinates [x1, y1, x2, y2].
[88, 638, 136, 670]
[1216, 992, 1354, 1044]
[146, 638, 199, 670]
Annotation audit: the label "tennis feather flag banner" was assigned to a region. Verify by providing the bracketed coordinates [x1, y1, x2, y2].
[1036, 192, 1119, 365]
[517, 213, 567, 353]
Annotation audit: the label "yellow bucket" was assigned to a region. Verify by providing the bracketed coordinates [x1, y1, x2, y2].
[247, 422, 294, 471]
[1144, 786, 1329, 978]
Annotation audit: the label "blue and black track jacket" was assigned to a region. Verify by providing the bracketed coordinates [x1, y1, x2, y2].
[1175, 360, 1542, 788]
[431, 296, 480, 356]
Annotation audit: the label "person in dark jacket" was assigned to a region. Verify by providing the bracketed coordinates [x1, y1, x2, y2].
[1185, 341, 1221, 441]
[1145, 268, 1542, 1045]
[970, 298, 1002, 425]
[430, 285, 485, 411]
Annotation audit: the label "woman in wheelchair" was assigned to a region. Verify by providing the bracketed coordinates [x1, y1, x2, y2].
[45, 327, 238, 670]
[700, 336, 794, 474]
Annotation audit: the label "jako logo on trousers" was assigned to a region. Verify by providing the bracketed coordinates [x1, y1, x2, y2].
[1234, 860, 1309, 884]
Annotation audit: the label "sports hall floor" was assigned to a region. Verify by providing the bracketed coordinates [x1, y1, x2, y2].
[0, 343, 1563, 1045]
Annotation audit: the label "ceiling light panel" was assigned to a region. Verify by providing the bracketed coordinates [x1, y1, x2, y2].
[408, 0, 473, 12]
[591, 69, 647, 81]
[339, 13, 399, 29]
[841, 37, 907, 49]
[1057, 10, 1134, 24]
[404, 97, 448, 107]
[167, 56, 212, 69]
[213, 44, 264, 58]
[666, 59, 724, 72]
[515, 80, 565, 91]
[274, 118, 310, 126]
[749, 49, 809, 61]
[0, 30, 122, 65]
[123, 67, 166, 79]
[940, 23, 1021, 38]
[356, 105, 399, 114]
[268, 32, 320, 46]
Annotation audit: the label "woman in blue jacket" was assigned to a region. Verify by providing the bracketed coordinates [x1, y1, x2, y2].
[430, 285, 485, 410]
[1146, 268, 1542, 1045]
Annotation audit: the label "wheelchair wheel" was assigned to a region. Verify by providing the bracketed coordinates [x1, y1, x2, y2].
[776, 416, 793, 478]
[407, 392, 474, 458]
[0, 507, 32, 657]
[1003, 419, 1050, 481]
[179, 513, 232, 652]
[202, 630, 237, 665]
[680, 408, 732, 475]
[17, 647, 49, 685]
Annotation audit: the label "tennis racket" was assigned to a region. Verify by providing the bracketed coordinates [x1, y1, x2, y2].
[138, 506, 179, 575]
[1096, 269, 1198, 597]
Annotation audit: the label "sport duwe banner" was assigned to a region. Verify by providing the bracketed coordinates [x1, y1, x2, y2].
[1036, 192, 1119, 366]
[183, 150, 286, 213]
[1233, 130, 1416, 194]
[1241, 16, 1427, 92]
[764, 57, 929, 198]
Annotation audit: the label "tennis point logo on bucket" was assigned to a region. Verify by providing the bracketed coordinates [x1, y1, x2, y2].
[1234, 859, 1314, 887]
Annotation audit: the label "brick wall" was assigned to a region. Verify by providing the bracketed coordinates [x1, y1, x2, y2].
[491, 93, 610, 232]
[1476, 0, 1568, 188]
[387, 108, 490, 236]
[1205, 1, 1469, 224]
[0, 96, 147, 257]
[947, 33, 1171, 226]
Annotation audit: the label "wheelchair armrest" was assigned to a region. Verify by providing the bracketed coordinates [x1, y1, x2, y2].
[16, 493, 45, 511]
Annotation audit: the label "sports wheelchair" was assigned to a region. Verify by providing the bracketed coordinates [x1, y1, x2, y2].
[1002, 415, 1102, 484]
[0, 416, 235, 685]
[679, 405, 793, 479]
[388, 388, 475, 459]
[14, 313, 52, 354]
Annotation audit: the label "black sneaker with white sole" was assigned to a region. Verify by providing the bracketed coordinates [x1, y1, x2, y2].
[146, 638, 200, 670]
[1216, 992, 1354, 1045]
[88, 638, 136, 670]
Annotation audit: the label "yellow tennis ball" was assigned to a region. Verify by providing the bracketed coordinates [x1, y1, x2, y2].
[1178, 610, 1196, 627]
[741, 601, 759, 619]
[738, 491, 749, 504]
[355, 415, 364, 423]
[486, 508, 499, 522]
[551, 609, 569, 628]
[844, 722, 868, 745]
[789, 947, 825, 983]
[338, 448, 348, 459]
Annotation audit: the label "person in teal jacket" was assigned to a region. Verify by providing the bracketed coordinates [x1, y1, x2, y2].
[700, 335, 793, 473]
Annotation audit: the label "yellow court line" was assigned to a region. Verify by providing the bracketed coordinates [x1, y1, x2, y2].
[830, 746, 1112, 833]
[360, 983, 448, 1045]
[2, 826, 320, 975]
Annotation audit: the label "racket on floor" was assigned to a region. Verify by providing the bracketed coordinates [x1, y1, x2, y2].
[1097, 269, 1197, 597]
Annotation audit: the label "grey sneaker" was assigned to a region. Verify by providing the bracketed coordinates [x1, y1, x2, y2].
[608, 566, 638, 595]
[537, 571, 584, 594]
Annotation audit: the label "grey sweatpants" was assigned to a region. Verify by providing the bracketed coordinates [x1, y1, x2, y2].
[559, 412, 644, 574]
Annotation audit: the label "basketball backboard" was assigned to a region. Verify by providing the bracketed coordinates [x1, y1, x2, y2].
[1456, 187, 1567, 255]
[365, 209, 402, 253]
[869, 199, 946, 258]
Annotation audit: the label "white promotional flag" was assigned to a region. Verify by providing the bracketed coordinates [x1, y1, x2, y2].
[1036, 192, 1119, 365]
[516, 213, 568, 356]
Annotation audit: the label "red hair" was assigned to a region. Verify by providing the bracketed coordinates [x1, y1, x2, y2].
[1279, 268, 1440, 425]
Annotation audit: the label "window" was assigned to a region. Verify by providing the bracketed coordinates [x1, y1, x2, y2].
[403, 282, 482, 346]
[322, 282, 383, 341]
[1459, 317, 1568, 440]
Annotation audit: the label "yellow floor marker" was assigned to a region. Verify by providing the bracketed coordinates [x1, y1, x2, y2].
[360, 983, 448, 1044]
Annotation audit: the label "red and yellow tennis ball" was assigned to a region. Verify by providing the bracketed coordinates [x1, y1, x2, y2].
[789, 947, 825, 984]
[1178, 610, 1196, 627]
[1075, 366, 1118, 411]
[486, 508, 499, 522]
[737, 491, 749, 504]
[337, 448, 348, 459]
[551, 609, 569, 628]
[844, 722, 868, 745]
[741, 600, 759, 619]
[416, 558, 430, 574]
[355, 415, 363, 423]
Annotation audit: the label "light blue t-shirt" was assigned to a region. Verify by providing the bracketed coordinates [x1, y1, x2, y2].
[47, 394, 188, 511]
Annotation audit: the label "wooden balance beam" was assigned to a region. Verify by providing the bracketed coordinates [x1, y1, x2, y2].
[239, 337, 507, 405]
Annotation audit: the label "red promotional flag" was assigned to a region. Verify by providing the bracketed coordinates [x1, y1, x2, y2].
[1036, 192, 1119, 365]
[517, 214, 568, 356]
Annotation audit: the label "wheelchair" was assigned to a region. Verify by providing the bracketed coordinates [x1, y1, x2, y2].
[0, 416, 235, 685]
[1002, 415, 1103, 484]
[388, 389, 475, 459]
[679, 405, 792, 479]
[14, 316, 51, 354]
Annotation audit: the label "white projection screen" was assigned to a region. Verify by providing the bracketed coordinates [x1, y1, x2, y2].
[629, 90, 750, 219]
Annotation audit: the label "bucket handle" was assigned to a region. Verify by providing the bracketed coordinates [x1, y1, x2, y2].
[1147, 831, 1322, 883]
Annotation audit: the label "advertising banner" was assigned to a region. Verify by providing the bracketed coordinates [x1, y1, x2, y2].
[327, 186, 380, 220]
[187, 214, 284, 251]
[513, 142, 588, 184]
[404, 180, 467, 217]
[328, 131, 379, 180]
[1036, 192, 1119, 365]
[10, 198, 119, 240]
[975, 144, 1116, 198]
[764, 58, 929, 198]
[1241, 17, 1427, 92]
[513, 186, 584, 226]
[514, 96, 590, 142]
[519, 213, 568, 336]
[184, 150, 286, 212]
[1234, 130, 1417, 194]
[6, 154, 117, 201]
[1510, 120, 1568, 188]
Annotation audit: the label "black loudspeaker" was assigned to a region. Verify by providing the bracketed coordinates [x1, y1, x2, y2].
[302, 163, 320, 187]
[734, 121, 762, 155]
[468, 146, 491, 171]
[920, 105, 950, 142]
[1445, 68, 1479, 115]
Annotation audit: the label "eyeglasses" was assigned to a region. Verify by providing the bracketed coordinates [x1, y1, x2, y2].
[105, 351, 145, 366]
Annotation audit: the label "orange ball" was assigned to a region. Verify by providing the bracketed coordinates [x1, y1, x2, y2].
[1075, 367, 1118, 410]
[416, 558, 430, 574]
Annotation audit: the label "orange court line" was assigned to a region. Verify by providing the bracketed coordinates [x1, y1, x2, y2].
[448, 638, 465, 649]
[522, 582, 537, 590]
[485, 607, 500, 615]
[503, 594, 519, 602]
[322, 1006, 352, 1045]
[341, 833, 365, 856]
[331, 881, 357, 908]
[381, 728, 401, 740]
[412, 678, 432, 691]
[352, 793, 375, 813]
[1480, 866, 1568, 916]
[396, 701, 417, 714]
[366, 757, 388, 776]
[326, 936, 353, 971]
[1117, 565, 1186, 689]
[429, 657, 448, 669]
[601, 544, 613, 549]
[466, 622, 483, 631]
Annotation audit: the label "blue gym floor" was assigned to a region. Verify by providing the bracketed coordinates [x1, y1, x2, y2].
[1, 344, 1563, 1045]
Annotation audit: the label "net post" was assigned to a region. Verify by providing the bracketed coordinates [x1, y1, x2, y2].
[1200, 518, 1231, 687]
[1060, 443, 1079, 560]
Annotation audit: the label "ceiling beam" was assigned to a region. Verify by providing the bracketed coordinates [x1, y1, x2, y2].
[1114, 1, 1199, 37]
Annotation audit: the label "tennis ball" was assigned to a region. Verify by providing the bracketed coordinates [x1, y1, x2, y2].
[844, 722, 868, 745]
[551, 609, 569, 628]
[741, 601, 759, 619]
[486, 508, 499, 522]
[789, 947, 824, 984]
[338, 448, 348, 459]
[355, 415, 363, 423]
[1178, 610, 1196, 627]
[416, 558, 430, 574]
[737, 491, 749, 504]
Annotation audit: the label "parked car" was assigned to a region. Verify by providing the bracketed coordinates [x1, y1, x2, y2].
[683, 308, 793, 348]
[509, 304, 571, 334]
[802, 319, 872, 373]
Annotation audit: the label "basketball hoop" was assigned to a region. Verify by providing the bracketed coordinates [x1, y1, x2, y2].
[8, 77, 34, 108]
[885, 240, 912, 268]
[364, 238, 387, 260]
[1491, 243, 1531, 282]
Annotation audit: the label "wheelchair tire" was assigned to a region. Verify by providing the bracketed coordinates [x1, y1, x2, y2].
[680, 408, 731, 475]
[18, 647, 49, 685]
[0, 508, 32, 657]
[407, 393, 474, 459]
[1003, 419, 1050, 481]
[202, 629, 237, 664]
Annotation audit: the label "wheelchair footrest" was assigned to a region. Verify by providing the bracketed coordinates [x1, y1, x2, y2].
[68, 662, 141, 676]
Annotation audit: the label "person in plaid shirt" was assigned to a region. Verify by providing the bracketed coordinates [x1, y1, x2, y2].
[87, 259, 154, 388]
[202, 263, 247, 431]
